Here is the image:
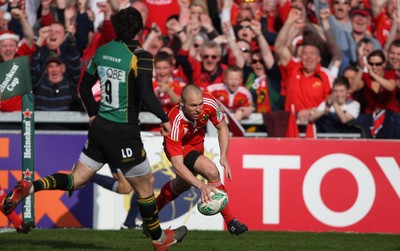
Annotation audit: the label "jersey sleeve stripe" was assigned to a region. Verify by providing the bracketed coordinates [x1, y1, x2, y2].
[204, 97, 219, 111]
[171, 113, 183, 141]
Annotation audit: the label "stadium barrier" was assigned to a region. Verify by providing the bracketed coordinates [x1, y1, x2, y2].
[0, 111, 362, 139]
[0, 132, 399, 233]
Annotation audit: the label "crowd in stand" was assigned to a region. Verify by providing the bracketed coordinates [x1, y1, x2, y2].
[0, 0, 399, 139]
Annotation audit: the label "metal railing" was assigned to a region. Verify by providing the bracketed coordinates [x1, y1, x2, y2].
[0, 111, 362, 138]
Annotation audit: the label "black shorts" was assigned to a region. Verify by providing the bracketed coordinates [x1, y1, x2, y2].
[183, 150, 201, 174]
[82, 116, 147, 169]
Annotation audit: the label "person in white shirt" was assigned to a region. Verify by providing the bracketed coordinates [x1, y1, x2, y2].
[309, 75, 361, 133]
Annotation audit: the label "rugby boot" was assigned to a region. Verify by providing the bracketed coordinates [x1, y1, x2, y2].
[3, 180, 32, 214]
[152, 226, 187, 251]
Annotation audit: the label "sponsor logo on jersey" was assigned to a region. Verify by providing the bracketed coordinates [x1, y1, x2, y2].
[201, 114, 210, 122]
[102, 55, 121, 63]
[98, 66, 126, 82]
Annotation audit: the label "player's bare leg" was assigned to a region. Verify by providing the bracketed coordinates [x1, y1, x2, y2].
[194, 155, 248, 236]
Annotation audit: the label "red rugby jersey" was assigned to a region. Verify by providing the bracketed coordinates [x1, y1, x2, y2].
[164, 93, 225, 157]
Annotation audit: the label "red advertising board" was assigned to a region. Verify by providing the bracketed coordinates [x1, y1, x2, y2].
[226, 138, 400, 233]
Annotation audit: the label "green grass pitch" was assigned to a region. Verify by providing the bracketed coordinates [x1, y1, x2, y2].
[1, 228, 399, 251]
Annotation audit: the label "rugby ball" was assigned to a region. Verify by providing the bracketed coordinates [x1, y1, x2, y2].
[197, 189, 228, 216]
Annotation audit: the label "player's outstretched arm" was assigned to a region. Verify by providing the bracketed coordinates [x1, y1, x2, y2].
[216, 120, 232, 180]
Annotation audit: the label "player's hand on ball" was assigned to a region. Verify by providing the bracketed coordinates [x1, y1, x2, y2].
[199, 184, 215, 203]
[197, 188, 229, 215]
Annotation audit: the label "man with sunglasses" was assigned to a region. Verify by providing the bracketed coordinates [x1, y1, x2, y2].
[177, 37, 227, 90]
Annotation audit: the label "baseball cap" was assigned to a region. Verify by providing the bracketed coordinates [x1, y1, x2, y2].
[46, 53, 63, 65]
[351, 4, 371, 17]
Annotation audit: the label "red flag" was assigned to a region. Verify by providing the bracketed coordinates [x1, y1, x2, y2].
[305, 122, 317, 138]
[217, 100, 245, 137]
[369, 109, 385, 138]
[285, 104, 299, 138]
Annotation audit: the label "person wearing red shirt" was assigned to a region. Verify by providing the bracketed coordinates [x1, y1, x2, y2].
[152, 51, 186, 113]
[0, 8, 35, 112]
[351, 49, 399, 138]
[157, 84, 248, 236]
[207, 65, 253, 121]
[177, 39, 227, 90]
[353, 50, 398, 114]
[275, 7, 333, 124]
[141, 0, 180, 35]
[370, 0, 392, 47]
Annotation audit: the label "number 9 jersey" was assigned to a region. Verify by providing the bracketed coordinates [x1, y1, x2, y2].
[84, 40, 168, 124]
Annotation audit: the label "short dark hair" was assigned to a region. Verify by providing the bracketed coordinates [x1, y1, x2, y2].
[343, 64, 358, 74]
[224, 65, 243, 78]
[154, 51, 173, 65]
[333, 76, 350, 90]
[390, 39, 400, 49]
[111, 7, 143, 41]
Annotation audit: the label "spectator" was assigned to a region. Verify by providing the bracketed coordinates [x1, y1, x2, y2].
[31, 53, 82, 111]
[223, 18, 274, 72]
[329, 3, 381, 64]
[189, 32, 209, 62]
[330, 0, 352, 32]
[0, 8, 35, 112]
[343, 64, 367, 112]
[309, 76, 361, 134]
[207, 65, 254, 121]
[275, 7, 333, 124]
[315, 0, 352, 33]
[244, 49, 283, 113]
[158, 45, 188, 83]
[0, 9, 10, 32]
[355, 38, 376, 71]
[351, 49, 399, 138]
[64, 0, 95, 56]
[177, 32, 227, 90]
[369, 0, 393, 47]
[31, 22, 82, 87]
[174, 0, 220, 45]
[141, 0, 180, 35]
[152, 51, 186, 113]
[234, 19, 257, 49]
[387, 39, 400, 87]
[0, 8, 35, 61]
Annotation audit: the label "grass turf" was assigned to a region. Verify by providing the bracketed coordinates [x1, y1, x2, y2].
[1, 228, 399, 251]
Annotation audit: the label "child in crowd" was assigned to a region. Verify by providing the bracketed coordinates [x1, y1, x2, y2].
[207, 65, 254, 121]
[309, 76, 361, 133]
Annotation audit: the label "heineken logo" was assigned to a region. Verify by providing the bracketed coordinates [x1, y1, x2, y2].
[0, 63, 20, 92]
[0, 56, 32, 100]
[23, 195, 32, 219]
[23, 120, 32, 159]
[22, 108, 33, 159]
